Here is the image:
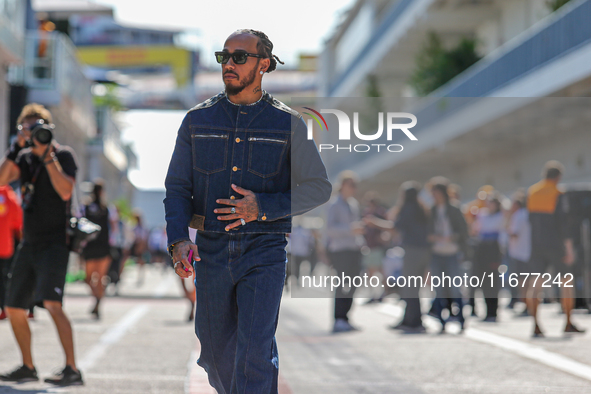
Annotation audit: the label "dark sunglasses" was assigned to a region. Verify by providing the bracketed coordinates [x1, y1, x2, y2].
[215, 51, 264, 65]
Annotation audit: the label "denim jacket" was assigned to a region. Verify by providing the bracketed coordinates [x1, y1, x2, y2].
[164, 91, 332, 246]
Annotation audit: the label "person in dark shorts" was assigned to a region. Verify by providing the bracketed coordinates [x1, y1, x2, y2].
[0, 103, 83, 386]
[81, 180, 112, 319]
[526, 160, 584, 337]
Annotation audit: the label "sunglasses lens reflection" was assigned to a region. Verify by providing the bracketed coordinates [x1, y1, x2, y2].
[215, 53, 229, 64]
[233, 53, 247, 64]
[215, 52, 251, 65]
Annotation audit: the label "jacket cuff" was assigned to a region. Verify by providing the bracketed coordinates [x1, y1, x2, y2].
[255, 194, 268, 222]
[255, 193, 289, 222]
[167, 237, 192, 250]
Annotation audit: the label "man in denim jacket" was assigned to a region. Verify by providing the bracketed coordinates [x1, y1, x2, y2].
[164, 30, 331, 393]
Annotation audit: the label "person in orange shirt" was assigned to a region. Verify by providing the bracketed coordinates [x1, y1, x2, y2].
[526, 160, 584, 337]
[37, 19, 55, 58]
[0, 185, 23, 320]
[464, 185, 494, 228]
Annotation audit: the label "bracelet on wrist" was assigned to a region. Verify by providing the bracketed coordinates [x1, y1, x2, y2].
[44, 153, 57, 165]
[168, 242, 179, 258]
[168, 240, 189, 258]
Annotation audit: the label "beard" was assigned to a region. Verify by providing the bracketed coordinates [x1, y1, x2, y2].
[224, 61, 259, 95]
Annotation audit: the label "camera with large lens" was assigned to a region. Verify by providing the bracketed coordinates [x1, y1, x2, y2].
[24, 119, 54, 147]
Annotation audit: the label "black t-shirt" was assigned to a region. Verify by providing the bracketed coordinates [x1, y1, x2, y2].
[16, 144, 78, 245]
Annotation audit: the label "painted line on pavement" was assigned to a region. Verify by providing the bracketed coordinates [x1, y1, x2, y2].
[85, 373, 185, 381]
[465, 328, 591, 382]
[78, 304, 150, 371]
[376, 303, 591, 382]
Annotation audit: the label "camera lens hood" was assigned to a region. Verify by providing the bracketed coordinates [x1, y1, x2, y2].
[30, 121, 54, 145]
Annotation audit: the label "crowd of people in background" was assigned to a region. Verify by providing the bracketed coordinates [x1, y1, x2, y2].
[0, 104, 193, 332]
[288, 160, 588, 337]
[0, 103, 587, 385]
[0, 103, 198, 386]
[0, 178, 194, 324]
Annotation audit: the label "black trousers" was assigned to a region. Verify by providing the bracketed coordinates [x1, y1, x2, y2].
[474, 241, 501, 318]
[328, 250, 362, 321]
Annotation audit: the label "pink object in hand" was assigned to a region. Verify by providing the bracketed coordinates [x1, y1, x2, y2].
[187, 250, 193, 272]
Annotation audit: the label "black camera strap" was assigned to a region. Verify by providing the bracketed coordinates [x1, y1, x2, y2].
[34, 147, 50, 184]
[29, 144, 52, 185]
[21, 145, 52, 212]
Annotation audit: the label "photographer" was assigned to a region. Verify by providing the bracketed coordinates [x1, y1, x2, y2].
[0, 103, 83, 386]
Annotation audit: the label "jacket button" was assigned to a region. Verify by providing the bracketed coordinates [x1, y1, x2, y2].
[262, 215, 267, 221]
[235, 138, 241, 143]
[232, 166, 238, 171]
[230, 196, 235, 200]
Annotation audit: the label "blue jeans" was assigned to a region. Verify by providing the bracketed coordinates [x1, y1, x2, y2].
[193, 231, 287, 394]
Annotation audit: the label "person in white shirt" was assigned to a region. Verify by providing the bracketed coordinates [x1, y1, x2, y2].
[325, 171, 366, 333]
[428, 181, 469, 332]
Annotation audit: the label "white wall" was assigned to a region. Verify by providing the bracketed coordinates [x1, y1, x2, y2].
[455, 128, 591, 199]
[334, 1, 374, 74]
[476, 18, 502, 56]
[477, 0, 550, 55]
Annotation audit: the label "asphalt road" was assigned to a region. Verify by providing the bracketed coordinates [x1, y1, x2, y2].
[1, 263, 591, 394]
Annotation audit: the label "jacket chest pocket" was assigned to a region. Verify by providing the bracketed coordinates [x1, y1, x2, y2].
[192, 133, 228, 174]
[247, 136, 288, 178]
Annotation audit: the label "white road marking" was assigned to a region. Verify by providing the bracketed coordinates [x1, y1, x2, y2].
[78, 304, 150, 371]
[327, 357, 367, 366]
[376, 302, 591, 382]
[377, 303, 403, 319]
[85, 373, 185, 381]
[465, 328, 591, 382]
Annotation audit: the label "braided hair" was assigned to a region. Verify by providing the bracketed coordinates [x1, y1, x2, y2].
[233, 29, 284, 73]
